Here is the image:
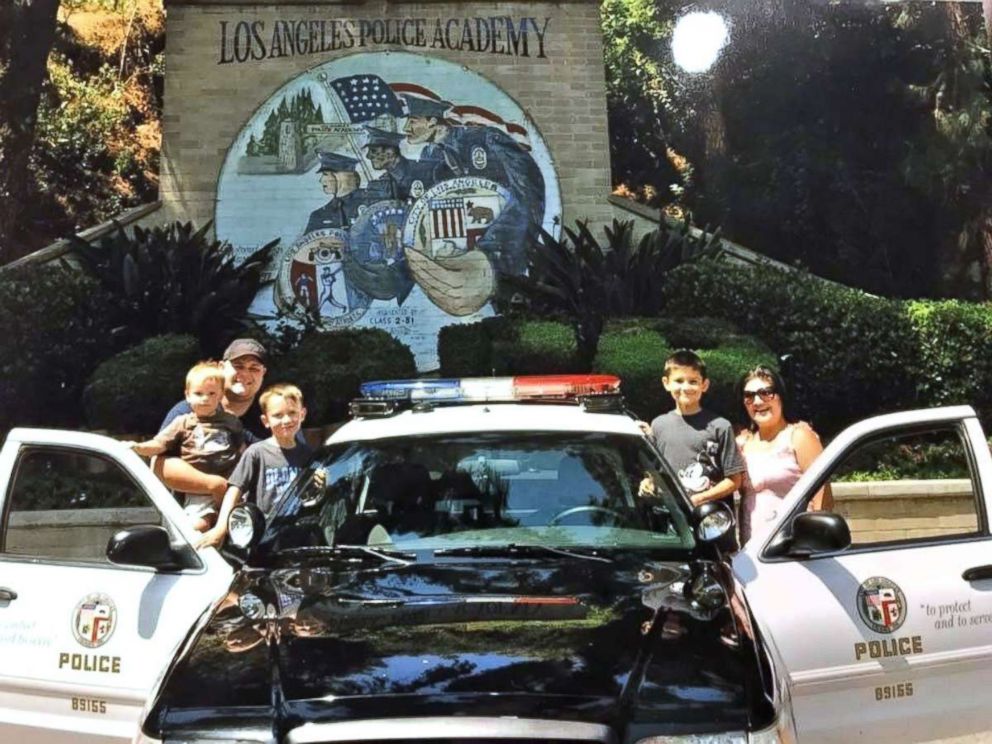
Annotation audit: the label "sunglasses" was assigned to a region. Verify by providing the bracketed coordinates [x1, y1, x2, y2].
[743, 387, 777, 403]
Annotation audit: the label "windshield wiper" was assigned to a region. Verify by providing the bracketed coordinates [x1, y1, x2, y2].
[274, 545, 416, 565]
[433, 544, 612, 563]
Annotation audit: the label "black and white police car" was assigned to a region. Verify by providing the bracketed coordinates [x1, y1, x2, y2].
[2, 377, 991, 743]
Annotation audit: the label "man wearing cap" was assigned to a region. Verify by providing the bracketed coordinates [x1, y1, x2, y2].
[400, 94, 546, 275]
[154, 338, 270, 495]
[304, 151, 371, 233]
[363, 126, 435, 203]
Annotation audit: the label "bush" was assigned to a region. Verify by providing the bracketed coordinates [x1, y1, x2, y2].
[83, 335, 201, 434]
[593, 321, 775, 420]
[272, 329, 416, 426]
[907, 301, 992, 420]
[437, 318, 577, 376]
[0, 264, 119, 434]
[663, 260, 920, 434]
[69, 221, 277, 353]
[493, 320, 577, 374]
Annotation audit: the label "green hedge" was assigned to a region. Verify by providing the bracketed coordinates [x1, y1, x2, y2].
[439, 315, 773, 421]
[83, 335, 202, 435]
[663, 261, 920, 434]
[271, 328, 416, 426]
[907, 300, 992, 421]
[437, 317, 577, 376]
[0, 264, 119, 434]
[592, 322, 776, 421]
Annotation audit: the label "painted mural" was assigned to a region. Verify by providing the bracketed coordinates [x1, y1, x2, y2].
[216, 52, 561, 369]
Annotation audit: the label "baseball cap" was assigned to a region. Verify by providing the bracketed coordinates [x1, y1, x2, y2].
[222, 338, 268, 364]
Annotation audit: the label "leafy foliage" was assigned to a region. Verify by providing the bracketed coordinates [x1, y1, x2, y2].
[663, 260, 920, 435]
[68, 221, 277, 352]
[907, 300, 992, 420]
[0, 264, 119, 434]
[83, 334, 201, 434]
[271, 329, 416, 427]
[500, 218, 720, 369]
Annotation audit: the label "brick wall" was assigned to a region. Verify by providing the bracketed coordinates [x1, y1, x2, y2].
[159, 0, 613, 229]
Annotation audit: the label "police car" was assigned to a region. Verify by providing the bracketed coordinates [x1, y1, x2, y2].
[2, 379, 991, 743]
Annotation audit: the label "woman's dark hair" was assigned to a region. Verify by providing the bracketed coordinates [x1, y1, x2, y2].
[736, 365, 798, 431]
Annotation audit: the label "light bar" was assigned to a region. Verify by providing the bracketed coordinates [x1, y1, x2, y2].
[359, 375, 621, 404]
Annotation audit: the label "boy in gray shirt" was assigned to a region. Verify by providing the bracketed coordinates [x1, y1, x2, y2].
[198, 383, 313, 548]
[649, 350, 745, 507]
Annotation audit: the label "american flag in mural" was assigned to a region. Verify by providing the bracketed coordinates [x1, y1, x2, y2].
[330, 75, 405, 123]
[390, 82, 532, 151]
[431, 198, 466, 239]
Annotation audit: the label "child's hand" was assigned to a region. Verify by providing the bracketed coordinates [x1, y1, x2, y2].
[637, 475, 656, 498]
[196, 527, 226, 550]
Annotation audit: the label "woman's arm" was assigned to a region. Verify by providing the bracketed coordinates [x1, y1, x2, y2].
[793, 423, 832, 511]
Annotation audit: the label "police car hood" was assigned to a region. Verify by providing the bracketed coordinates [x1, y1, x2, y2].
[146, 557, 767, 736]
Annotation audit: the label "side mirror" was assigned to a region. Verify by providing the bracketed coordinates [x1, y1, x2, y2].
[228, 504, 266, 550]
[693, 500, 735, 544]
[107, 526, 192, 571]
[765, 511, 851, 559]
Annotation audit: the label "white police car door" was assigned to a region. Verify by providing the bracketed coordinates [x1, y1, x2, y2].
[0, 429, 233, 743]
[734, 406, 992, 743]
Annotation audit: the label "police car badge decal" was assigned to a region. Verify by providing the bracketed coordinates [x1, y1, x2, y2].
[856, 577, 906, 634]
[72, 593, 117, 648]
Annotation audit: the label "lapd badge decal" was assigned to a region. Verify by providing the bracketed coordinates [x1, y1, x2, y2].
[72, 594, 117, 649]
[857, 577, 906, 634]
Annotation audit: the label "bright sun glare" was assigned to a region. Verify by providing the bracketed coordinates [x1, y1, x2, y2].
[671, 11, 730, 74]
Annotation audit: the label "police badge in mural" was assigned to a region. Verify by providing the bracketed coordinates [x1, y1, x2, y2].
[72, 593, 117, 649]
[216, 52, 562, 367]
[277, 227, 371, 325]
[856, 577, 907, 634]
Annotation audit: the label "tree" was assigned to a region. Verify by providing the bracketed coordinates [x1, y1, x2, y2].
[0, 0, 61, 264]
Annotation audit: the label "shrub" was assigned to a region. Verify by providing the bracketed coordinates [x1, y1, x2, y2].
[499, 219, 720, 368]
[436, 318, 509, 377]
[907, 300, 992, 420]
[272, 329, 416, 426]
[437, 318, 576, 376]
[0, 264, 119, 434]
[83, 335, 201, 435]
[69, 221, 277, 352]
[593, 321, 775, 420]
[493, 320, 577, 374]
[663, 260, 919, 434]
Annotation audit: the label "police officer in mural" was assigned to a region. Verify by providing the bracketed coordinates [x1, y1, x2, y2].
[363, 127, 434, 203]
[304, 152, 371, 234]
[400, 94, 546, 275]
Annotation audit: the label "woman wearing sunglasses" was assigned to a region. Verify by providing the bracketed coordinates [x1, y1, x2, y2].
[735, 365, 832, 547]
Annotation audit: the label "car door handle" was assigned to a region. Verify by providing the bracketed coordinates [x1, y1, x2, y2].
[962, 565, 992, 582]
[0, 587, 17, 601]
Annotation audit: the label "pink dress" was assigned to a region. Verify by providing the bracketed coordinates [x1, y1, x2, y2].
[739, 425, 804, 547]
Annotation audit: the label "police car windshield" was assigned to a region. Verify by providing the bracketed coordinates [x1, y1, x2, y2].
[264, 431, 694, 555]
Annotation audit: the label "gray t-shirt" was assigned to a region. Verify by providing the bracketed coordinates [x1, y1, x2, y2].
[650, 409, 745, 496]
[228, 439, 314, 514]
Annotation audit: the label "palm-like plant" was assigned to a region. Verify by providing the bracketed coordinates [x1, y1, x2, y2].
[500, 218, 721, 369]
[69, 221, 278, 353]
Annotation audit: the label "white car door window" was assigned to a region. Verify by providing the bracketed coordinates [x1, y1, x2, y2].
[0, 441, 231, 744]
[735, 409, 992, 744]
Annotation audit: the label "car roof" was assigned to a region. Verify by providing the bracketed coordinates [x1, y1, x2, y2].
[327, 403, 644, 443]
